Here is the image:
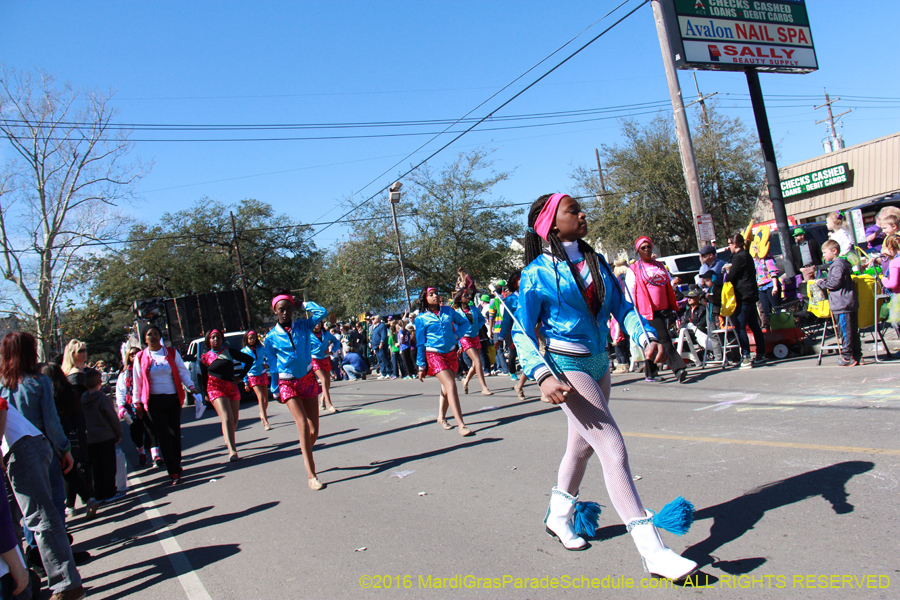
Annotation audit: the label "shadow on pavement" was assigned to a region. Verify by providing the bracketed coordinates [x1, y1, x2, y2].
[85, 543, 240, 600]
[587, 461, 873, 575]
[320, 437, 502, 485]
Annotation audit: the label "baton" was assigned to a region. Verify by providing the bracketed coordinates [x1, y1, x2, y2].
[488, 284, 571, 389]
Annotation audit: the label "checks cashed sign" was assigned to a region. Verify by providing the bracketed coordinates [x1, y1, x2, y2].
[660, 0, 818, 73]
[780, 164, 850, 198]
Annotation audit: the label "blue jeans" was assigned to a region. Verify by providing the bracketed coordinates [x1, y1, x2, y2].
[6, 435, 81, 593]
[343, 365, 366, 380]
[23, 450, 66, 548]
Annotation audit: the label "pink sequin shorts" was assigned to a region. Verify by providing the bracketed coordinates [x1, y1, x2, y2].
[247, 373, 269, 388]
[277, 370, 321, 403]
[311, 357, 333, 372]
[459, 336, 481, 352]
[207, 376, 240, 402]
[425, 350, 459, 377]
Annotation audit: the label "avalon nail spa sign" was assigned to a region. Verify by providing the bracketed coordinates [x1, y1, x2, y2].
[659, 0, 818, 73]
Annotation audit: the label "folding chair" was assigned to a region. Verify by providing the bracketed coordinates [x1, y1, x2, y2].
[675, 327, 702, 367]
[704, 315, 741, 368]
[816, 312, 842, 366]
[873, 277, 894, 362]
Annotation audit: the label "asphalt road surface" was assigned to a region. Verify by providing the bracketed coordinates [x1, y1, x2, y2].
[66, 350, 899, 600]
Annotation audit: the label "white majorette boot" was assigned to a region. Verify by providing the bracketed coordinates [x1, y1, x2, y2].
[544, 487, 589, 551]
[627, 510, 697, 580]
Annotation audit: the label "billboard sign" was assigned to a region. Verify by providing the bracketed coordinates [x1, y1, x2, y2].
[780, 163, 850, 197]
[660, 0, 818, 73]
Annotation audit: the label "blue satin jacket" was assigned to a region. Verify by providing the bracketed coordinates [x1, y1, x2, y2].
[263, 301, 327, 394]
[455, 304, 485, 338]
[310, 330, 339, 359]
[512, 253, 656, 382]
[241, 344, 268, 382]
[414, 306, 471, 369]
[498, 292, 519, 339]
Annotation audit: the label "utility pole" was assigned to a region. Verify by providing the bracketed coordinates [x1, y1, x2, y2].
[230, 211, 252, 329]
[815, 90, 850, 153]
[745, 71, 796, 279]
[651, 0, 709, 250]
[389, 182, 412, 313]
[687, 73, 730, 237]
[593, 148, 607, 195]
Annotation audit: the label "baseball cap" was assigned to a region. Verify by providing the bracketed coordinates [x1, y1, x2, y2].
[698, 269, 714, 280]
[699, 244, 716, 256]
[792, 227, 806, 236]
[480, 294, 490, 302]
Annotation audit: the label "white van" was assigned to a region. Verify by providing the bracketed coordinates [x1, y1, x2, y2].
[655, 248, 732, 285]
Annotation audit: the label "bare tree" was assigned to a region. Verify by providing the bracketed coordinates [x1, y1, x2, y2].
[0, 67, 147, 358]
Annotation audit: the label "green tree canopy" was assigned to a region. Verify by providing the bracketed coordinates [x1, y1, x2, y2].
[319, 149, 523, 317]
[571, 105, 763, 257]
[90, 197, 320, 328]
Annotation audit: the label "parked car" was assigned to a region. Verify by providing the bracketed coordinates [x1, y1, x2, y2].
[184, 331, 255, 402]
[656, 247, 733, 286]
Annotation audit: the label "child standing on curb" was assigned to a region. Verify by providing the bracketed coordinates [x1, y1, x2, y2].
[817, 239, 861, 366]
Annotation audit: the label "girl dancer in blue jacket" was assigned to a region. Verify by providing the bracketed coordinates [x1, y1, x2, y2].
[264, 287, 329, 490]
[241, 331, 271, 431]
[513, 193, 697, 580]
[311, 322, 340, 413]
[452, 288, 492, 396]
[414, 287, 473, 436]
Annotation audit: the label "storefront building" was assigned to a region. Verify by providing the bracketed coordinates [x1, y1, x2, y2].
[754, 131, 900, 236]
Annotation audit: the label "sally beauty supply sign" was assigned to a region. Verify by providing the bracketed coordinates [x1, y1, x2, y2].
[659, 0, 818, 73]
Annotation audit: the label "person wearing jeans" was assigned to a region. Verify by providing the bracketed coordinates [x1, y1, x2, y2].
[341, 350, 370, 381]
[0, 331, 84, 600]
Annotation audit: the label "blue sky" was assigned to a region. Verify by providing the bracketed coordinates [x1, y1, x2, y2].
[2, 1, 898, 249]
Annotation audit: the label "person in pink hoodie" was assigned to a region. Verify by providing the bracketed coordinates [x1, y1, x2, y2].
[878, 235, 900, 325]
[624, 236, 687, 383]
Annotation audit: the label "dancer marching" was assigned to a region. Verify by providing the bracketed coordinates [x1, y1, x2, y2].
[414, 287, 473, 436]
[514, 193, 696, 580]
[498, 272, 528, 400]
[242, 330, 272, 430]
[200, 330, 253, 462]
[452, 288, 492, 396]
[311, 322, 340, 413]
[265, 288, 329, 490]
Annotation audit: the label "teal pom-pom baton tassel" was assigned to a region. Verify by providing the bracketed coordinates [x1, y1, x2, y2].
[572, 501, 603, 538]
[652, 496, 694, 536]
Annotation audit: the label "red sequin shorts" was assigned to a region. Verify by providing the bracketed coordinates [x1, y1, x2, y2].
[247, 373, 269, 388]
[311, 357, 333, 372]
[207, 376, 240, 402]
[425, 350, 459, 377]
[277, 370, 321, 403]
[459, 336, 481, 352]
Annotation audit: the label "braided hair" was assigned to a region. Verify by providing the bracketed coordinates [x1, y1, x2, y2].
[523, 194, 606, 313]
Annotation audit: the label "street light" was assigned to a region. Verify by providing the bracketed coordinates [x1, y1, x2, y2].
[388, 181, 412, 313]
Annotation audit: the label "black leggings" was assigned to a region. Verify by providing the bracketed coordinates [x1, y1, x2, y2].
[129, 412, 156, 451]
[147, 394, 182, 478]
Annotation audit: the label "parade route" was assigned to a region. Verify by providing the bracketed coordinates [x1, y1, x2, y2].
[68, 354, 899, 600]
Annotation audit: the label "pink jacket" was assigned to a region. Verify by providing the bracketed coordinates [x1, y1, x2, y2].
[882, 256, 900, 293]
[133, 346, 188, 411]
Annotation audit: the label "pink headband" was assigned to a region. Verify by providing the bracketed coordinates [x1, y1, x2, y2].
[272, 294, 295, 310]
[209, 329, 222, 337]
[635, 236, 653, 252]
[534, 193, 568, 241]
[426, 287, 436, 295]
[247, 330, 257, 336]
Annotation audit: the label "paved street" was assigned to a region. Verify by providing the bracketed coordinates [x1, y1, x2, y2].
[67, 350, 899, 600]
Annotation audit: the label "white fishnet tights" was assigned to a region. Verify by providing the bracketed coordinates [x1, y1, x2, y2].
[556, 369, 645, 523]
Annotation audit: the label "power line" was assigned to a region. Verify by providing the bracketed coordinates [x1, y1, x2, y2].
[311, 0, 652, 241]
